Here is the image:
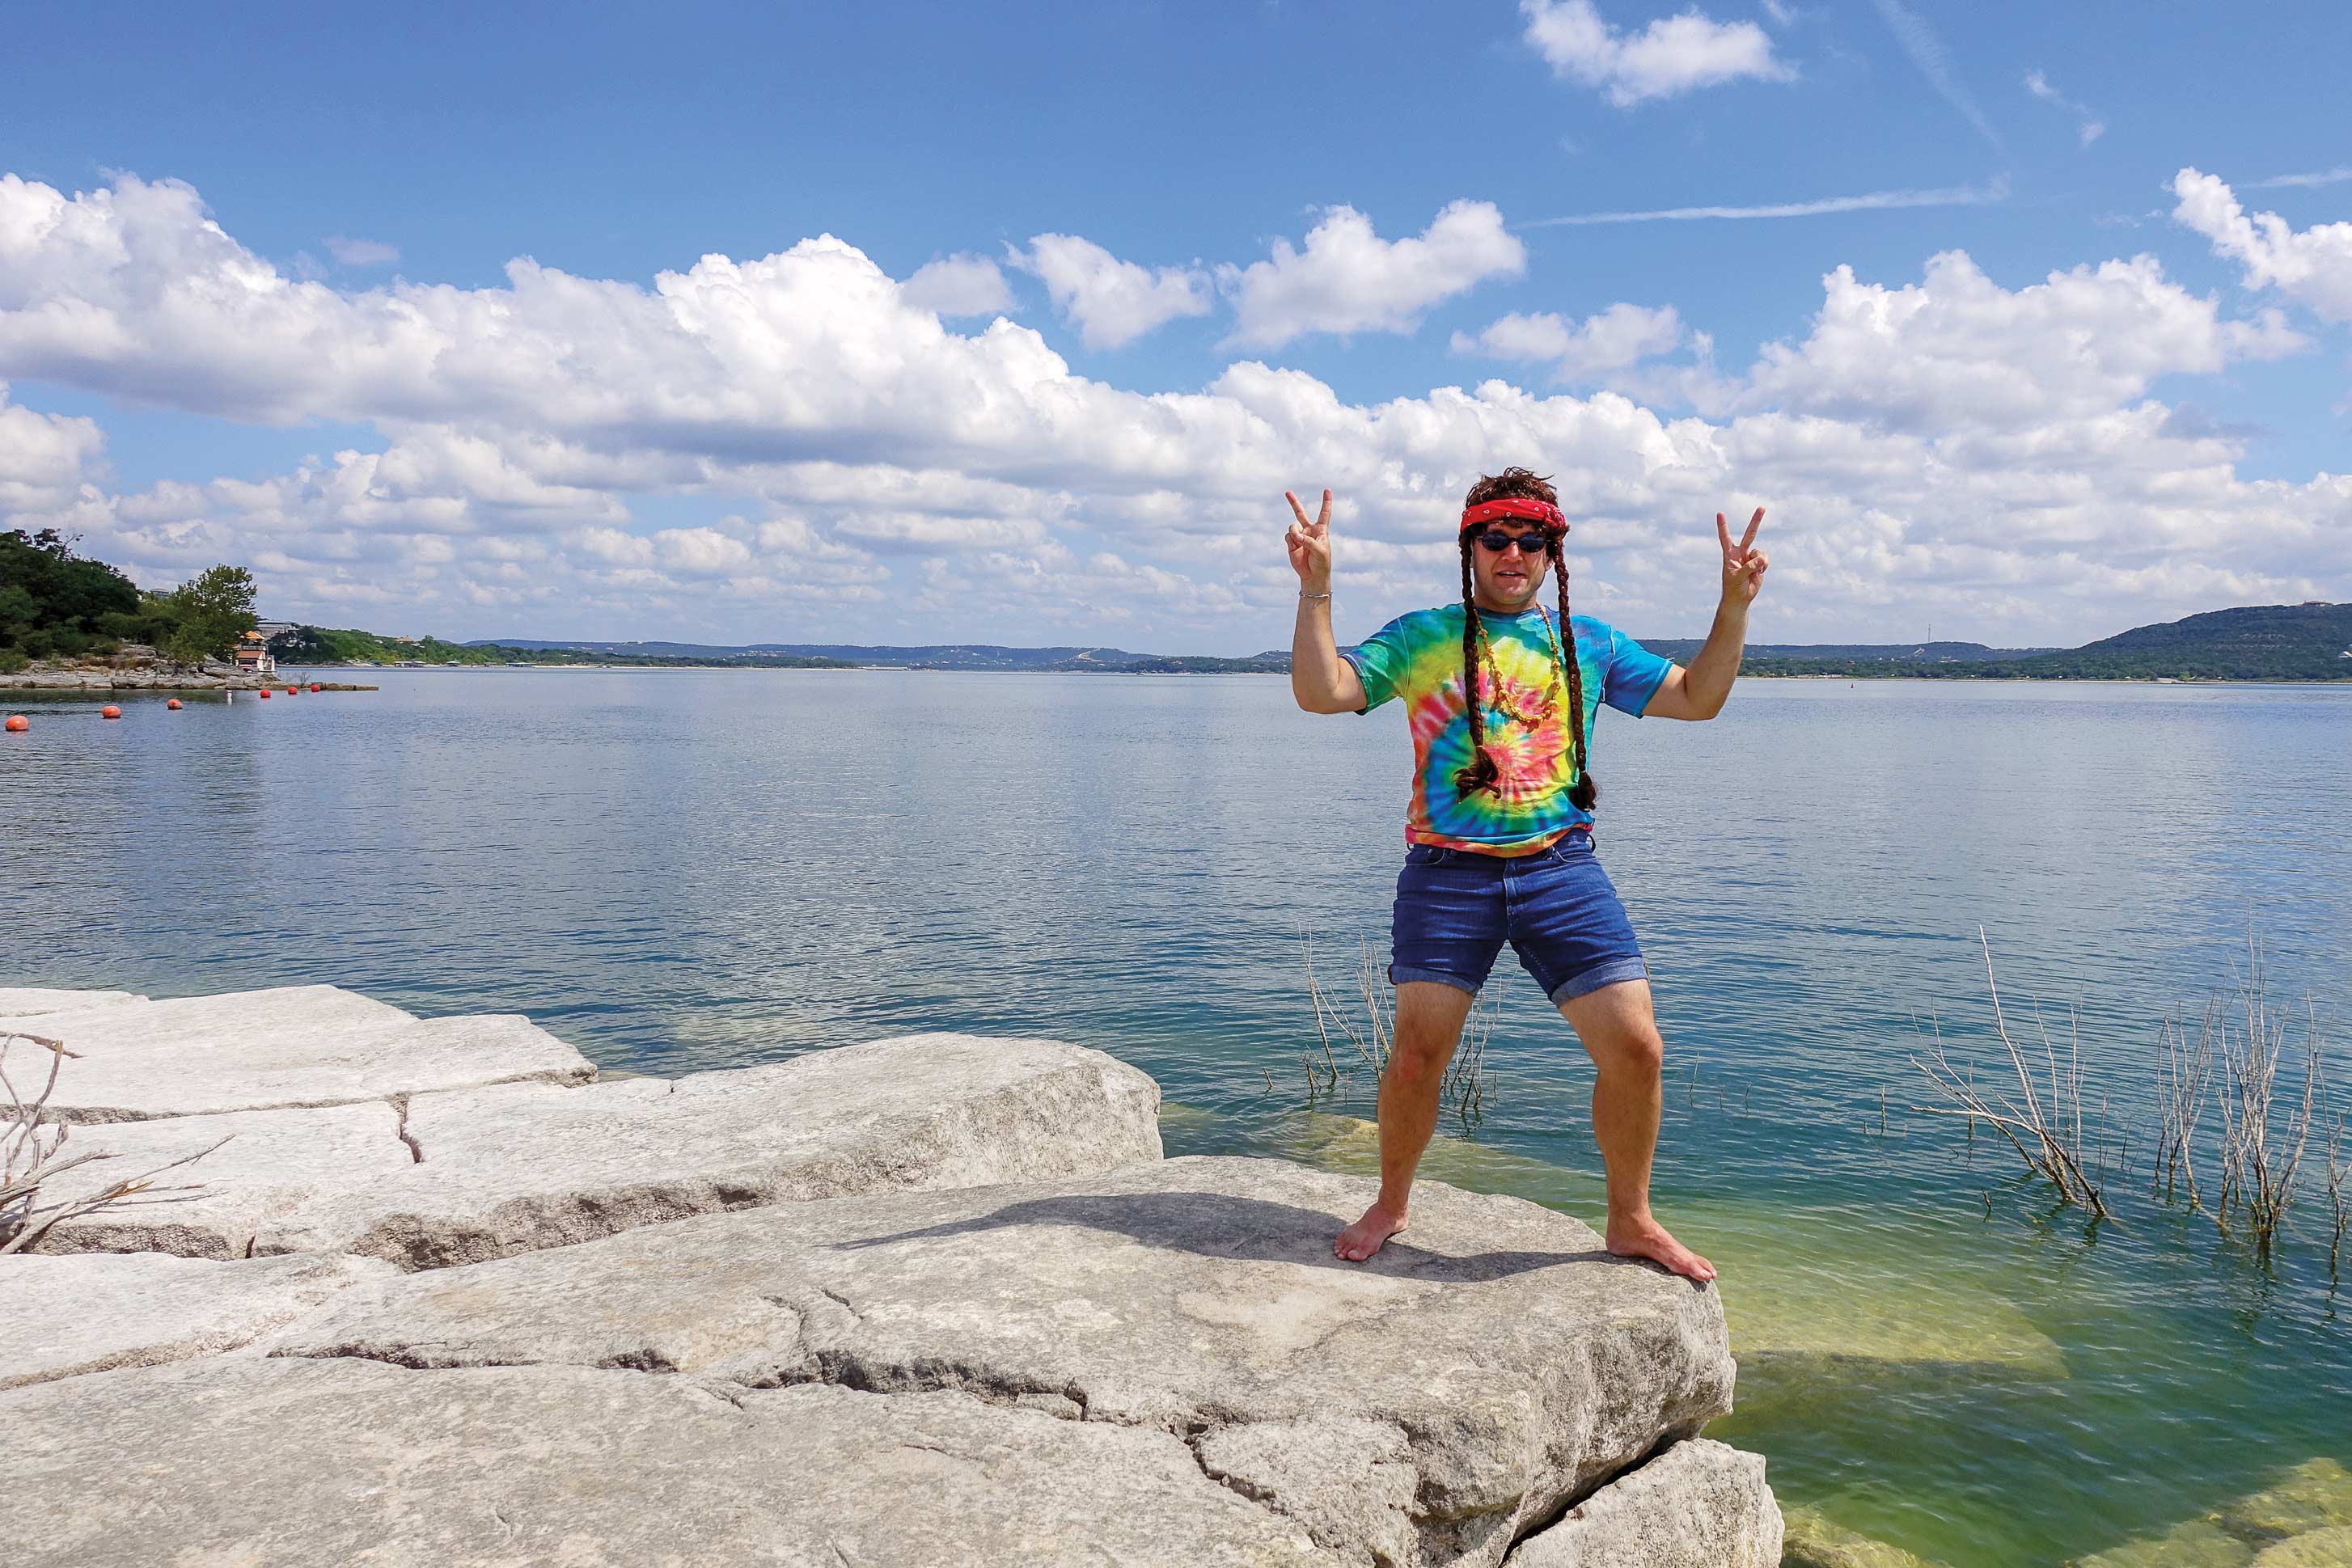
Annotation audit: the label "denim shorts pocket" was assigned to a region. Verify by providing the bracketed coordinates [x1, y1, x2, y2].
[1404, 843, 1451, 868]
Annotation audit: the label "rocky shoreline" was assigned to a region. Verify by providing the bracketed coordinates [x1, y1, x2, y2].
[0, 651, 374, 691]
[0, 982, 1782, 1567]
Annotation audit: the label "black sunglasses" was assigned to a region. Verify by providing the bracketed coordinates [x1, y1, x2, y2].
[1472, 529, 1555, 556]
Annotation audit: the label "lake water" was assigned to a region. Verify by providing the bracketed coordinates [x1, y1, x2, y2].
[6, 670, 2350, 1565]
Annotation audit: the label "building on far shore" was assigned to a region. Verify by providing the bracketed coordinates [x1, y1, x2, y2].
[232, 631, 276, 678]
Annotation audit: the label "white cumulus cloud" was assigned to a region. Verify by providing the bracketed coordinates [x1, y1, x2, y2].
[2171, 167, 2352, 322]
[0, 171, 2345, 650]
[1521, 0, 1793, 108]
[1710, 251, 2306, 430]
[1014, 233, 1209, 349]
[901, 253, 1011, 317]
[1216, 201, 1525, 349]
[1452, 303, 1688, 382]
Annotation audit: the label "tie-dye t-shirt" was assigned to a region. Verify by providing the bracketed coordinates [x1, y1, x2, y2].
[1343, 605, 1673, 856]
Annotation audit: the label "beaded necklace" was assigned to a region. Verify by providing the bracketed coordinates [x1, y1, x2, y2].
[1470, 600, 1569, 729]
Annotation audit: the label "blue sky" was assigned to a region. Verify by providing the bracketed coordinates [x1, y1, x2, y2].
[2, 1, 2346, 650]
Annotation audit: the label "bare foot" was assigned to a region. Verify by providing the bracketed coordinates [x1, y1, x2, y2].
[1335, 1201, 1407, 1262]
[1606, 1213, 1716, 1283]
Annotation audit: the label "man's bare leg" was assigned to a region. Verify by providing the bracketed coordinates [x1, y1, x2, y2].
[1334, 981, 1474, 1262]
[1557, 978, 1715, 1283]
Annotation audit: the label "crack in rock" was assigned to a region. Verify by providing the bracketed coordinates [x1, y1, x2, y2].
[390, 1094, 423, 1164]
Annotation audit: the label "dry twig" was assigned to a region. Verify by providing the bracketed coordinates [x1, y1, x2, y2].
[1909, 929, 2113, 1221]
[0, 1030, 229, 1256]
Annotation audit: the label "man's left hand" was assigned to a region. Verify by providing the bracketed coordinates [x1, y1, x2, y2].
[1717, 508, 1768, 605]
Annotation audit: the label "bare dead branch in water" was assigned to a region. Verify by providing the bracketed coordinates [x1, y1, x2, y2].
[1908, 930, 2113, 1221]
[2210, 934, 2322, 1257]
[2322, 1111, 2349, 1289]
[0, 1030, 230, 1256]
[1294, 927, 1492, 1124]
[2154, 1000, 2218, 1211]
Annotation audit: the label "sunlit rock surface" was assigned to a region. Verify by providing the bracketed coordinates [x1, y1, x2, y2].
[9, 986, 593, 1122]
[2, 979, 1778, 1568]
[264, 1156, 1736, 1566]
[0, 1252, 395, 1389]
[0, 987, 144, 1016]
[1502, 1439, 1781, 1567]
[260, 1033, 1165, 1268]
[25, 1099, 411, 1258]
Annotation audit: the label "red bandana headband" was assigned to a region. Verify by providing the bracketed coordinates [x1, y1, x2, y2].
[1460, 497, 1567, 533]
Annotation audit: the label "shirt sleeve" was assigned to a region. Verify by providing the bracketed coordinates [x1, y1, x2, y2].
[1339, 615, 1413, 713]
[1601, 624, 1675, 716]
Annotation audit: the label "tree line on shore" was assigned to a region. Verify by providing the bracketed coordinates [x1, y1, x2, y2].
[0, 530, 255, 674]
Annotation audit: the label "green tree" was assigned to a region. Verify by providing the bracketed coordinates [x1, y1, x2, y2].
[0, 529, 141, 657]
[156, 564, 259, 666]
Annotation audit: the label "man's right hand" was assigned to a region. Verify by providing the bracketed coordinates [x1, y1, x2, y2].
[1284, 488, 1334, 591]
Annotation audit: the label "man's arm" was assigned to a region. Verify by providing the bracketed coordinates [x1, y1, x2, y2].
[1286, 488, 1367, 714]
[1645, 507, 1768, 722]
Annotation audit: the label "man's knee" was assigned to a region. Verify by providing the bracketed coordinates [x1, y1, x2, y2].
[1594, 1024, 1665, 1080]
[1387, 1026, 1456, 1085]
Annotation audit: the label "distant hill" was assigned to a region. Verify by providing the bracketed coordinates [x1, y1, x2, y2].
[1640, 639, 2050, 666]
[273, 628, 854, 670]
[473, 639, 1289, 674]
[293, 601, 2352, 683]
[1768, 602, 2352, 682]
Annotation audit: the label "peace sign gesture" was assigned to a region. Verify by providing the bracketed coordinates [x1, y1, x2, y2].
[1285, 488, 1335, 593]
[1717, 507, 1769, 605]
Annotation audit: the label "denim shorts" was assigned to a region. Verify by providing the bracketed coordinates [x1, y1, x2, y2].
[1390, 831, 1648, 1006]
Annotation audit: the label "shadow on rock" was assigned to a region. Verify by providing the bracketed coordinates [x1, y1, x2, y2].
[837, 1189, 1624, 1283]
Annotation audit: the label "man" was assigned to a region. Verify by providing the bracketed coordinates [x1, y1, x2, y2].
[1284, 467, 1767, 1283]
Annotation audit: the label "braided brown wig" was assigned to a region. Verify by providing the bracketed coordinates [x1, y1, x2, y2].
[1451, 467, 1597, 811]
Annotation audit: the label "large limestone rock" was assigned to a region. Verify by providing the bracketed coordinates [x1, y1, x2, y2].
[0, 1357, 1336, 1568]
[264, 1033, 1161, 1268]
[24, 1100, 413, 1258]
[1504, 1439, 1782, 1567]
[0, 987, 143, 1016]
[27, 1033, 1164, 1270]
[11, 985, 594, 1122]
[270, 1155, 1735, 1566]
[0, 1252, 396, 1390]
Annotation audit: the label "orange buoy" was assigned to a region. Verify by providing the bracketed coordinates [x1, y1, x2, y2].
[101, 704, 122, 720]
[167, 698, 183, 710]
[259, 687, 272, 699]
[4, 714, 27, 733]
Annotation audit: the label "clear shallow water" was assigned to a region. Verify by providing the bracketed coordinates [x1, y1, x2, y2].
[4, 670, 2350, 1565]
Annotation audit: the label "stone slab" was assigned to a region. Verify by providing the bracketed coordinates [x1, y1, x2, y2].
[273, 1154, 1735, 1566]
[256, 1032, 1164, 1269]
[1504, 1439, 1783, 1567]
[0, 987, 144, 1016]
[0, 1251, 397, 1390]
[23, 1099, 414, 1258]
[0, 1357, 1338, 1568]
[7, 985, 596, 1122]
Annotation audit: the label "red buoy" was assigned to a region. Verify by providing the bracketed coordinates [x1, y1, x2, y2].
[3, 715, 27, 733]
[308, 683, 321, 693]
[101, 704, 122, 720]
[167, 698, 184, 710]
[285, 685, 298, 695]
[259, 687, 272, 699]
